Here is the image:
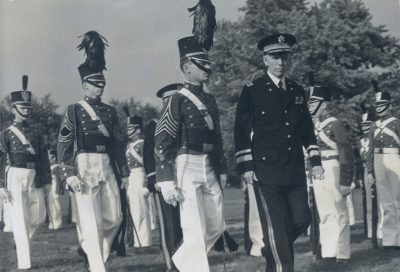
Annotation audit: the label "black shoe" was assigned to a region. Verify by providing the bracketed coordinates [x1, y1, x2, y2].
[77, 247, 91, 272]
[336, 258, 350, 264]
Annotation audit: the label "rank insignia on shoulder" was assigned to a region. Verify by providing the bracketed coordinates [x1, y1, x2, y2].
[246, 82, 254, 87]
[295, 96, 304, 104]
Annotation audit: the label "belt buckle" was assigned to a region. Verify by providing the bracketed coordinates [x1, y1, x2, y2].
[96, 145, 106, 153]
[379, 148, 383, 154]
[202, 143, 213, 153]
[26, 162, 35, 169]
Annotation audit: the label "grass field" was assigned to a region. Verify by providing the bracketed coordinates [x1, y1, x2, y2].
[1, 188, 399, 272]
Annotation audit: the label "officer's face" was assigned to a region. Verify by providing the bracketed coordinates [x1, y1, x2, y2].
[83, 82, 104, 98]
[185, 61, 212, 83]
[263, 52, 292, 79]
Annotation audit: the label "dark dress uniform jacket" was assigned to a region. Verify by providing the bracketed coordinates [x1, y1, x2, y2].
[234, 74, 321, 185]
[57, 96, 129, 183]
[143, 120, 157, 191]
[0, 122, 51, 188]
[155, 82, 227, 183]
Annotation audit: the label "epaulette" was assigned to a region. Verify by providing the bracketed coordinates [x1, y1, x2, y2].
[246, 82, 254, 87]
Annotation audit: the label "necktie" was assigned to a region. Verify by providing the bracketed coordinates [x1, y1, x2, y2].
[278, 80, 285, 91]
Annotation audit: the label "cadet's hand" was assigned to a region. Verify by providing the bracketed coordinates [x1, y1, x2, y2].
[340, 185, 352, 197]
[312, 166, 325, 180]
[143, 187, 150, 198]
[158, 181, 184, 207]
[220, 174, 227, 189]
[121, 177, 129, 190]
[367, 173, 375, 186]
[66, 176, 83, 192]
[0, 188, 12, 203]
[242, 171, 255, 185]
[242, 180, 248, 193]
[154, 183, 161, 192]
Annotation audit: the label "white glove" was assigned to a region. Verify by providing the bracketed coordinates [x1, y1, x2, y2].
[367, 173, 376, 186]
[66, 176, 83, 193]
[312, 166, 325, 180]
[121, 177, 129, 190]
[0, 188, 12, 203]
[143, 187, 150, 198]
[158, 181, 183, 206]
[220, 174, 227, 189]
[340, 185, 352, 197]
[242, 171, 255, 185]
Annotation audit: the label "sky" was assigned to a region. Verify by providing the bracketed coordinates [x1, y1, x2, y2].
[0, 0, 399, 111]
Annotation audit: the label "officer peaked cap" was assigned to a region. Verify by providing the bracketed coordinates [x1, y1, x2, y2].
[257, 33, 296, 54]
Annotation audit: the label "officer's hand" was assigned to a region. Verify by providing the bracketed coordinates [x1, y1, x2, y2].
[0, 188, 12, 203]
[242, 171, 255, 185]
[158, 181, 184, 207]
[65, 176, 83, 193]
[155, 183, 161, 192]
[340, 185, 352, 197]
[350, 182, 357, 191]
[220, 174, 227, 189]
[121, 177, 129, 190]
[367, 173, 376, 186]
[312, 166, 325, 180]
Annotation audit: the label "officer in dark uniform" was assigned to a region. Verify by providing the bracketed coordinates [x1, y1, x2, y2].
[154, 36, 229, 272]
[57, 31, 129, 272]
[307, 86, 354, 262]
[143, 83, 183, 271]
[234, 33, 324, 272]
[0, 75, 51, 270]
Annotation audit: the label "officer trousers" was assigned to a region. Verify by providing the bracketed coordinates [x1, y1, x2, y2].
[173, 154, 225, 272]
[247, 183, 264, 257]
[154, 192, 182, 270]
[47, 177, 62, 229]
[7, 167, 46, 269]
[75, 153, 122, 272]
[127, 167, 152, 247]
[253, 181, 310, 272]
[313, 159, 350, 259]
[374, 153, 400, 246]
[363, 166, 383, 239]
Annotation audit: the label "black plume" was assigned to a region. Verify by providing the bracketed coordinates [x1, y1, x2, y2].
[308, 71, 315, 86]
[371, 80, 379, 92]
[188, 0, 217, 51]
[77, 31, 108, 72]
[123, 106, 130, 117]
[22, 75, 28, 90]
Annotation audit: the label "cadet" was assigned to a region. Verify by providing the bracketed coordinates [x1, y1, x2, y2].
[57, 31, 129, 272]
[143, 83, 183, 271]
[234, 33, 324, 272]
[125, 115, 152, 247]
[367, 87, 400, 247]
[0, 75, 51, 270]
[308, 86, 354, 262]
[155, 36, 230, 272]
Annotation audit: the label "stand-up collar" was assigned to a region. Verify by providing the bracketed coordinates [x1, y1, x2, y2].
[13, 120, 29, 128]
[183, 81, 203, 94]
[84, 96, 102, 105]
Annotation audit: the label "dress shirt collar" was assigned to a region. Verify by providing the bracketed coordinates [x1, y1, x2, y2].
[267, 71, 286, 90]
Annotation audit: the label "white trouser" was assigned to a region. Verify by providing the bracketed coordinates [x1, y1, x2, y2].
[127, 167, 152, 247]
[374, 153, 400, 246]
[3, 200, 13, 232]
[346, 192, 355, 226]
[149, 195, 158, 230]
[313, 159, 350, 259]
[70, 192, 83, 245]
[7, 167, 46, 269]
[173, 154, 225, 272]
[47, 177, 62, 229]
[363, 167, 383, 239]
[247, 183, 264, 256]
[75, 153, 122, 272]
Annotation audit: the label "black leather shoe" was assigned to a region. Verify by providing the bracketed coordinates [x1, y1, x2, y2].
[336, 258, 350, 264]
[77, 247, 91, 272]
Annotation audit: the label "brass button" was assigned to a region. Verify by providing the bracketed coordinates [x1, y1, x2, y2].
[189, 115, 193, 118]
[161, 165, 165, 169]
[285, 122, 289, 126]
[262, 111, 265, 115]
[284, 110, 288, 114]
[187, 107, 191, 110]
[288, 147, 292, 151]
[190, 123, 194, 127]
[262, 156, 266, 160]
[287, 134, 291, 138]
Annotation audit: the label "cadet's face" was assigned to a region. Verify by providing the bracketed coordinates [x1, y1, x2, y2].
[127, 127, 140, 139]
[375, 102, 390, 117]
[186, 61, 212, 83]
[308, 99, 325, 118]
[83, 82, 104, 98]
[263, 52, 292, 79]
[12, 105, 33, 121]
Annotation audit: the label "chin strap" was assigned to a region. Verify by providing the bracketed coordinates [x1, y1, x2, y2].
[13, 105, 32, 118]
[375, 103, 390, 114]
[309, 100, 323, 116]
[190, 58, 212, 73]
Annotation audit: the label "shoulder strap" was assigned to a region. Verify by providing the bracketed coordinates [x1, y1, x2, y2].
[128, 140, 144, 164]
[178, 88, 214, 130]
[8, 125, 36, 155]
[78, 100, 110, 137]
[315, 117, 338, 150]
[320, 117, 337, 130]
[374, 117, 397, 139]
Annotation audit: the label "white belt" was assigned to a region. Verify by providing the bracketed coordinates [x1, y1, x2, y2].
[320, 150, 338, 157]
[374, 148, 399, 154]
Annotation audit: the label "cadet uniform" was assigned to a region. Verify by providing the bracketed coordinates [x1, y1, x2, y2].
[47, 150, 63, 229]
[57, 31, 129, 272]
[155, 36, 228, 272]
[143, 84, 183, 271]
[126, 116, 152, 247]
[0, 77, 51, 270]
[309, 87, 354, 260]
[367, 90, 400, 247]
[234, 34, 322, 272]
